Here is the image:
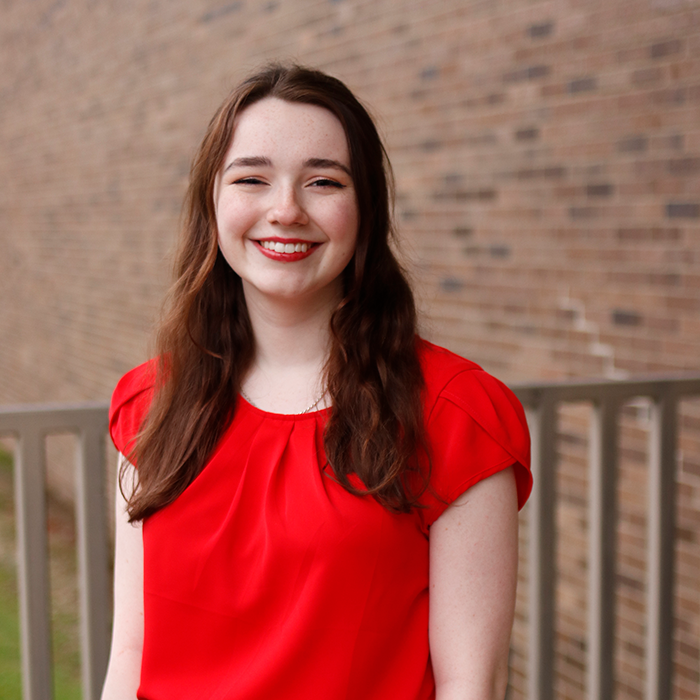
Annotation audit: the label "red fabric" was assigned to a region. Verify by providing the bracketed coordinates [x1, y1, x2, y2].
[109, 339, 532, 700]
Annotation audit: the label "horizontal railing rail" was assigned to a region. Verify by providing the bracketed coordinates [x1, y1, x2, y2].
[0, 402, 111, 700]
[2, 373, 700, 699]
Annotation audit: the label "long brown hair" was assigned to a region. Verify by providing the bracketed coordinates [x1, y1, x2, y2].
[124, 64, 426, 521]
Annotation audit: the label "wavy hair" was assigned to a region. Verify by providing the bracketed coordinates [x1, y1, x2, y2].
[124, 63, 427, 521]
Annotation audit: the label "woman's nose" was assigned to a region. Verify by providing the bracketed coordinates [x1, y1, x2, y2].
[267, 185, 309, 227]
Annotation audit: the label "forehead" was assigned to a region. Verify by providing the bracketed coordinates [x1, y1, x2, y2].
[226, 97, 350, 162]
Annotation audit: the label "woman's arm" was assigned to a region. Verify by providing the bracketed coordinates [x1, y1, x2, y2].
[429, 465, 519, 700]
[101, 455, 144, 700]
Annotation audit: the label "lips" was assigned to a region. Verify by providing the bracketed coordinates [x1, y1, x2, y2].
[254, 238, 319, 262]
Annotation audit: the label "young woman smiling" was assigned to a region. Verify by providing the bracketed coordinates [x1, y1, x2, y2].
[101, 64, 532, 700]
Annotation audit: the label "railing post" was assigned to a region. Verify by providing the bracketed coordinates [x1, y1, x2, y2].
[588, 397, 619, 700]
[526, 396, 557, 700]
[646, 390, 677, 700]
[14, 425, 53, 700]
[75, 417, 112, 700]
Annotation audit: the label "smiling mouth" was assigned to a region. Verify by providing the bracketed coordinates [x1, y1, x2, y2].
[254, 239, 319, 262]
[259, 240, 314, 254]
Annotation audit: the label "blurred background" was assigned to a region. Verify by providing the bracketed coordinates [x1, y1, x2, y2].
[0, 0, 699, 698]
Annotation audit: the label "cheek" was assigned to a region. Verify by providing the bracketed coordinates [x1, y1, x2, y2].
[216, 196, 251, 237]
[332, 199, 360, 243]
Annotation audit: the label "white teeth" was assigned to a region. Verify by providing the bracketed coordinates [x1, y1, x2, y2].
[260, 241, 311, 253]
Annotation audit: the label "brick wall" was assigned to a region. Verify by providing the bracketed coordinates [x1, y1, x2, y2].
[1, 0, 699, 698]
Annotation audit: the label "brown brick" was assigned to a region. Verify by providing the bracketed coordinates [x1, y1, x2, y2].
[669, 157, 700, 175]
[631, 66, 664, 86]
[3, 5, 700, 700]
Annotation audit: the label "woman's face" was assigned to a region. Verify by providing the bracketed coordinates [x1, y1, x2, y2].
[214, 97, 359, 308]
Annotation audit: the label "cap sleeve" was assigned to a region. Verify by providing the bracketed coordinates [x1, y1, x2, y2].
[108, 360, 157, 462]
[418, 368, 532, 533]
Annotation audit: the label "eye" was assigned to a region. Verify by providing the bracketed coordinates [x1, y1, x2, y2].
[233, 177, 266, 185]
[309, 178, 344, 189]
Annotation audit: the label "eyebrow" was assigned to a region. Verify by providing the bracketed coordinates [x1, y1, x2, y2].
[304, 158, 352, 177]
[224, 156, 271, 172]
[223, 156, 351, 177]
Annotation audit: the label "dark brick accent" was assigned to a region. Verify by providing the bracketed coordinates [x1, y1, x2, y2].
[617, 227, 680, 241]
[515, 127, 539, 141]
[618, 135, 648, 152]
[527, 64, 550, 79]
[420, 139, 442, 151]
[587, 183, 614, 197]
[528, 21, 554, 38]
[568, 76, 597, 93]
[489, 245, 510, 258]
[433, 188, 497, 201]
[612, 309, 642, 326]
[504, 64, 550, 82]
[544, 166, 566, 178]
[650, 39, 682, 59]
[516, 166, 566, 179]
[649, 273, 681, 287]
[452, 227, 473, 238]
[667, 203, 700, 218]
[420, 66, 439, 81]
[569, 206, 597, 219]
[200, 2, 242, 22]
[440, 276, 464, 292]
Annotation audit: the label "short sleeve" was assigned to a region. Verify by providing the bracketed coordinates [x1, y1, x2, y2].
[108, 360, 157, 462]
[418, 368, 532, 533]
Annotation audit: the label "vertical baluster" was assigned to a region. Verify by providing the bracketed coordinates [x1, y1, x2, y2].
[75, 414, 111, 700]
[646, 390, 677, 700]
[527, 396, 557, 700]
[588, 396, 619, 700]
[14, 422, 53, 700]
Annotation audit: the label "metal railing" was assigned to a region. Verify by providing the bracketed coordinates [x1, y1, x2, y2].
[0, 402, 111, 700]
[1, 373, 700, 699]
[512, 375, 700, 700]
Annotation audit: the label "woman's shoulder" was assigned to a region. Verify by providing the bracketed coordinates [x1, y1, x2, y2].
[417, 339, 483, 393]
[417, 338, 515, 416]
[416, 338, 532, 512]
[109, 359, 158, 458]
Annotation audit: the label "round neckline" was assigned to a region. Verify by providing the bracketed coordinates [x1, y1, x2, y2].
[237, 393, 330, 420]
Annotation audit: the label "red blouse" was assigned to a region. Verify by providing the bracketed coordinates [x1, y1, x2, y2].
[109, 340, 531, 700]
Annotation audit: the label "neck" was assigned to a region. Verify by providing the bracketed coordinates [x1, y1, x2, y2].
[240, 283, 338, 413]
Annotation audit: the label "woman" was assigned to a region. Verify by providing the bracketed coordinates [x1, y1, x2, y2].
[101, 64, 531, 700]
